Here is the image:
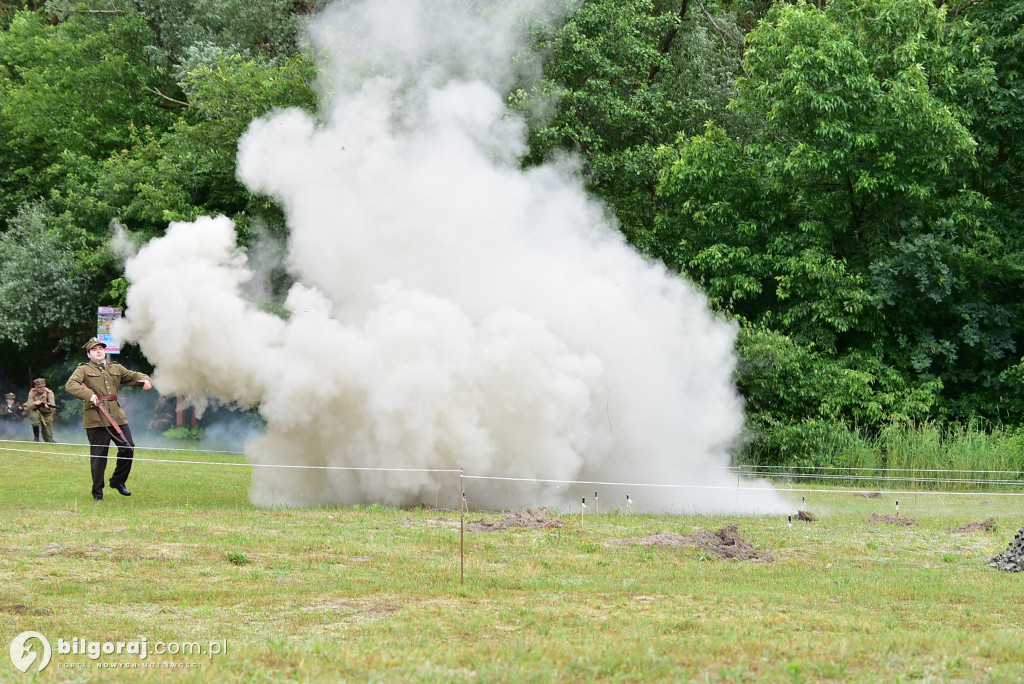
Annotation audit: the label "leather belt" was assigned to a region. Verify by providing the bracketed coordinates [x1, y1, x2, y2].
[96, 395, 118, 401]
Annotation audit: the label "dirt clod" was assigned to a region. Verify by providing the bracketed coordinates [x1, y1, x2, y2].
[0, 604, 53, 616]
[468, 506, 565, 531]
[869, 513, 917, 526]
[949, 518, 997, 533]
[610, 524, 773, 562]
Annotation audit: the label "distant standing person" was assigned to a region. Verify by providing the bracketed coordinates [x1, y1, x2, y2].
[25, 378, 56, 442]
[1, 392, 27, 437]
[65, 338, 153, 501]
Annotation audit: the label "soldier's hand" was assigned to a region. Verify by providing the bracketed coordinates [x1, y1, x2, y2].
[90, 394, 100, 406]
[142, 379, 153, 390]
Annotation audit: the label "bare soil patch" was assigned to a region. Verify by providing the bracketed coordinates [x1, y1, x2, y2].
[468, 506, 566, 532]
[869, 513, 917, 526]
[856, 492, 884, 498]
[0, 604, 53, 616]
[40, 544, 118, 558]
[949, 518, 997, 533]
[609, 524, 773, 562]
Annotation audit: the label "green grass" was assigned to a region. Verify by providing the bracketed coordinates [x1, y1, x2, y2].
[743, 421, 1024, 492]
[1, 440, 1023, 682]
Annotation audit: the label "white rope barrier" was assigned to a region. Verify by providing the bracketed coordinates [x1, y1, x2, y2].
[764, 486, 1024, 497]
[2, 441, 1023, 497]
[462, 474, 1024, 496]
[0, 445, 460, 473]
[462, 473, 776, 489]
[734, 471, 1024, 486]
[737, 464, 1024, 475]
[0, 436, 243, 455]
[4, 437, 1021, 478]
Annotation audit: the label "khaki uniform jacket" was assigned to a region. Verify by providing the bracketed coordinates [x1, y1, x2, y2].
[65, 361, 151, 428]
[24, 388, 55, 427]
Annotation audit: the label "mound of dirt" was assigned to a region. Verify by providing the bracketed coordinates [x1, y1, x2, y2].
[869, 513, 917, 526]
[795, 510, 817, 522]
[609, 524, 773, 562]
[856, 492, 884, 498]
[989, 526, 1024, 573]
[949, 518, 997, 533]
[467, 506, 565, 532]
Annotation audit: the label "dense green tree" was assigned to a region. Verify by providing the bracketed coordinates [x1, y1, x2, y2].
[110, 0, 313, 64]
[0, 202, 100, 351]
[656, 0, 1023, 442]
[2, 0, 1022, 463]
[972, 0, 1024, 422]
[515, 0, 747, 249]
[0, 2, 317, 380]
[73, 51, 318, 240]
[0, 7, 178, 225]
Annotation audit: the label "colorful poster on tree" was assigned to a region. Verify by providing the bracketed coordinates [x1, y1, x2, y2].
[97, 306, 122, 354]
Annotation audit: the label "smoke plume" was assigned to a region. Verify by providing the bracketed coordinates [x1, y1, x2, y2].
[116, 0, 786, 514]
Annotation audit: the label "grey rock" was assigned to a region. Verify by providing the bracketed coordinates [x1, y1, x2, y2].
[988, 526, 1024, 573]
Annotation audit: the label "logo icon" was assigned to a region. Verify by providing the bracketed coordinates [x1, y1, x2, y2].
[9, 631, 52, 673]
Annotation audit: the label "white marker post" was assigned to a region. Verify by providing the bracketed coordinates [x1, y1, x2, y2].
[460, 471, 466, 586]
[626, 494, 632, 515]
[581, 497, 586, 528]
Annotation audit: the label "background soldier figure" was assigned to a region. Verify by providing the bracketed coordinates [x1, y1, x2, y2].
[65, 338, 153, 501]
[148, 394, 177, 433]
[1, 392, 27, 438]
[25, 377, 57, 442]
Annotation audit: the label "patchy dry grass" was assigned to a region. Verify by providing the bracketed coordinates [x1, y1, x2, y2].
[1, 440, 1022, 682]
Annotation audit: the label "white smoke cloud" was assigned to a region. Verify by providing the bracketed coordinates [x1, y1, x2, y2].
[115, 0, 786, 514]
[108, 218, 139, 260]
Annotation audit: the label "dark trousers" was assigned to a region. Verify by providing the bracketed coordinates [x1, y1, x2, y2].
[87, 424, 135, 497]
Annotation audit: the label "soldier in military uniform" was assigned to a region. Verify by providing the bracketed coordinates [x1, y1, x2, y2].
[25, 378, 57, 442]
[1, 391, 27, 437]
[65, 338, 153, 501]
[147, 394, 177, 433]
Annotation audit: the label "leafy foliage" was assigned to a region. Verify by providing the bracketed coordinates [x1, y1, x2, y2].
[0, 203, 98, 350]
[83, 51, 318, 239]
[514, 0, 745, 249]
[1, 0, 1023, 468]
[0, 3, 317, 370]
[0, 8, 178, 223]
[656, 0, 1024, 443]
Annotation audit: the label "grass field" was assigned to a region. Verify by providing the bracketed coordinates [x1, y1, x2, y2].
[1, 439, 1023, 683]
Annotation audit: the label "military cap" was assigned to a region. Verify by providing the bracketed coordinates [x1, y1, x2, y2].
[33, 378, 46, 387]
[4, 393, 14, 399]
[82, 337, 106, 351]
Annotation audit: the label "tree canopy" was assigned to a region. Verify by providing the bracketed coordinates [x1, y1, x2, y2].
[0, 1, 318, 361]
[0, 0, 1021, 462]
[654, 0, 1024, 456]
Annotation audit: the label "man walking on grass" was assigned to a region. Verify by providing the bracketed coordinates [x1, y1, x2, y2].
[65, 338, 153, 501]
